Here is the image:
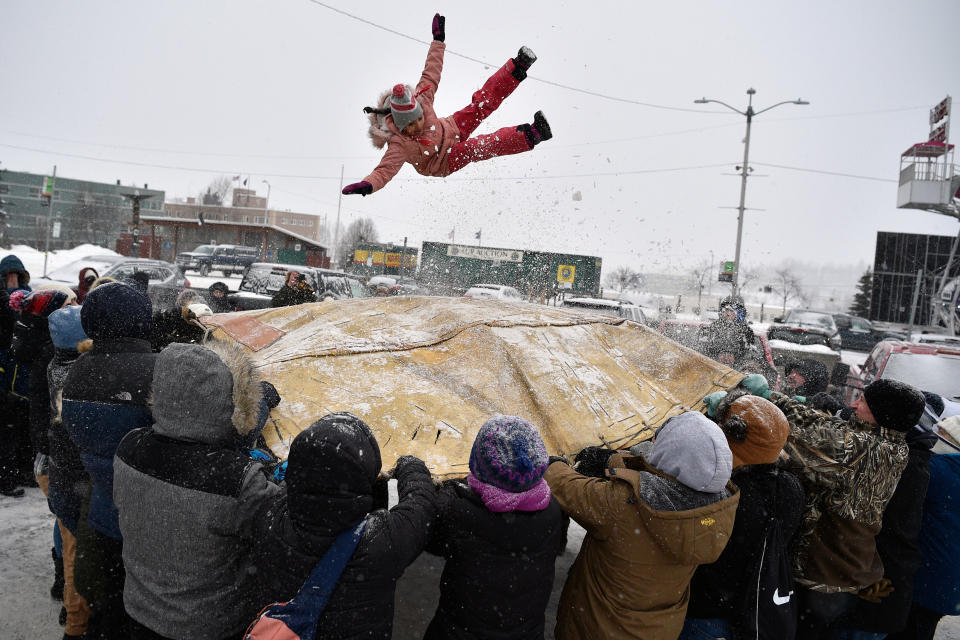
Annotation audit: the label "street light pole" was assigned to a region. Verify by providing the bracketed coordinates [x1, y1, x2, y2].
[261, 179, 271, 220]
[694, 88, 809, 298]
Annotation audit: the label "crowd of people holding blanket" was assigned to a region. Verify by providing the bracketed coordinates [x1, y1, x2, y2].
[2, 248, 960, 640]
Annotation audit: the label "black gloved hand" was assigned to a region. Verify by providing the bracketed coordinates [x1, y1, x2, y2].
[391, 454, 426, 479]
[574, 446, 617, 478]
[260, 381, 281, 409]
[431, 13, 445, 42]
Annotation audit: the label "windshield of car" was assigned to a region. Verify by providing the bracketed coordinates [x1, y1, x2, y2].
[882, 352, 960, 399]
[348, 278, 370, 298]
[783, 311, 836, 331]
[192, 245, 215, 255]
[240, 265, 290, 294]
[46, 258, 119, 282]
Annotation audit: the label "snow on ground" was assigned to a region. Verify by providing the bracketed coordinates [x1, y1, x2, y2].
[1, 244, 120, 281]
[184, 272, 244, 290]
[4, 489, 958, 639]
[0, 488, 586, 639]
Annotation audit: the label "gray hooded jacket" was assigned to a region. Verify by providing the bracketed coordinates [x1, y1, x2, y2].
[114, 341, 280, 640]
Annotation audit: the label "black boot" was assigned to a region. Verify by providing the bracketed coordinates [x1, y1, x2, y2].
[512, 46, 537, 81]
[51, 546, 64, 601]
[518, 111, 553, 147]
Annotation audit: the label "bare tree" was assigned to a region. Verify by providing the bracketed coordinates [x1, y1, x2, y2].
[773, 267, 805, 314]
[336, 217, 379, 269]
[200, 175, 233, 206]
[738, 267, 761, 295]
[687, 259, 713, 314]
[604, 266, 643, 292]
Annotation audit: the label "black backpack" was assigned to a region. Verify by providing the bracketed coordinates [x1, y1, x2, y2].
[733, 471, 798, 640]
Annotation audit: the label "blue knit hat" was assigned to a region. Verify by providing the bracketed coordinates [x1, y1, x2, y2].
[48, 305, 89, 350]
[469, 415, 548, 492]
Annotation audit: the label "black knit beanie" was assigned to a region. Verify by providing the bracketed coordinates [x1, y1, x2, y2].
[863, 379, 925, 432]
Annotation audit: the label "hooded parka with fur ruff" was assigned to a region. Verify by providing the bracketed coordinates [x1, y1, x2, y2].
[361, 41, 458, 192]
[113, 341, 281, 640]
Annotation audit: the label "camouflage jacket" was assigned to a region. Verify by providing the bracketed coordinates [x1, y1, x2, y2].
[770, 393, 909, 588]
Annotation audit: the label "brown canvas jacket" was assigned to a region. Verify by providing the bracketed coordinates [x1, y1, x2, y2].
[771, 393, 908, 589]
[546, 454, 739, 640]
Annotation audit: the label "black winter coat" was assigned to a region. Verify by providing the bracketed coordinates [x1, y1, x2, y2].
[271, 283, 317, 308]
[150, 308, 205, 352]
[46, 348, 89, 534]
[253, 456, 437, 640]
[423, 480, 567, 640]
[686, 464, 805, 622]
[838, 428, 935, 633]
[11, 315, 55, 455]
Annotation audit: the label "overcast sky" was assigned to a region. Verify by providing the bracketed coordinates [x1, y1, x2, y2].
[2, 0, 959, 277]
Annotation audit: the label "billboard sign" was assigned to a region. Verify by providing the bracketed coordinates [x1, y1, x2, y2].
[557, 264, 576, 283]
[718, 260, 735, 283]
[446, 244, 523, 263]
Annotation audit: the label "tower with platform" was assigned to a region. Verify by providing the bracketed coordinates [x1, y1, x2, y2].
[897, 96, 960, 333]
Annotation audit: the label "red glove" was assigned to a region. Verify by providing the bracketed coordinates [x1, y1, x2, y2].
[342, 181, 373, 196]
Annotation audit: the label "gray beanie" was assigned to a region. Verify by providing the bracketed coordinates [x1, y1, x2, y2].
[647, 412, 733, 493]
[390, 83, 423, 131]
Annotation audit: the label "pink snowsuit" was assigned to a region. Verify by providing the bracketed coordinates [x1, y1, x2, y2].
[361, 41, 532, 193]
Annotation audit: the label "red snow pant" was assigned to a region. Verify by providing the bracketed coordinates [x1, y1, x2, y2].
[447, 58, 532, 173]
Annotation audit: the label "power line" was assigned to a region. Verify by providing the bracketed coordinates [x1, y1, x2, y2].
[751, 162, 896, 183]
[1, 130, 376, 161]
[1, 142, 897, 184]
[301, 0, 727, 114]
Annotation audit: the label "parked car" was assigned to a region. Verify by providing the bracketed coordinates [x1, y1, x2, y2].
[831, 312, 906, 352]
[843, 340, 960, 405]
[769, 309, 842, 351]
[561, 297, 648, 325]
[463, 284, 523, 301]
[367, 275, 423, 296]
[175, 244, 260, 277]
[910, 331, 960, 346]
[38, 255, 188, 310]
[231, 262, 370, 310]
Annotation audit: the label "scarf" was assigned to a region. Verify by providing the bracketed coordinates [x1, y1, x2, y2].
[467, 473, 551, 513]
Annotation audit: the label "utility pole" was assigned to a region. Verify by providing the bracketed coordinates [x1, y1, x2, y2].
[333, 164, 344, 268]
[42, 165, 56, 277]
[694, 89, 809, 298]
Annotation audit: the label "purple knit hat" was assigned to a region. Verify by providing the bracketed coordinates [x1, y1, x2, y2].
[468, 415, 549, 492]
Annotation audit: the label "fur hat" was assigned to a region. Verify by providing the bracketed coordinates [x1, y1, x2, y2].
[389, 83, 423, 131]
[718, 392, 790, 467]
[785, 358, 830, 396]
[48, 305, 89, 350]
[469, 415, 549, 493]
[863, 379, 925, 432]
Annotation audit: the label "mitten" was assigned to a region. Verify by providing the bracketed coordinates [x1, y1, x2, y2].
[342, 181, 373, 196]
[703, 391, 727, 418]
[260, 381, 281, 408]
[739, 373, 772, 399]
[574, 446, 616, 478]
[391, 454, 427, 479]
[431, 13, 445, 42]
[858, 578, 894, 603]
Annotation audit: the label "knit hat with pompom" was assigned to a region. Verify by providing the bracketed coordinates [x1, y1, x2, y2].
[469, 415, 549, 493]
[390, 84, 423, 131]
[719, 394, 790, 467]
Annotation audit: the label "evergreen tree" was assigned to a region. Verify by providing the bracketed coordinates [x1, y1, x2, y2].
[849, 269, 873, 317]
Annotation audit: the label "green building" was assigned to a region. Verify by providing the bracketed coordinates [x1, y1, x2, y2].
[0, 169, 165, 250]
[418, 241, 602, 297]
